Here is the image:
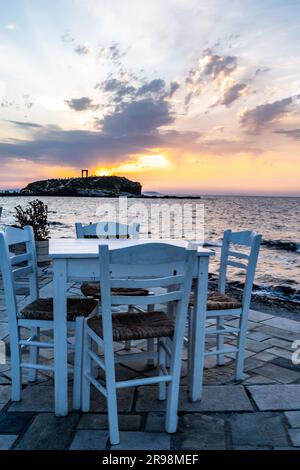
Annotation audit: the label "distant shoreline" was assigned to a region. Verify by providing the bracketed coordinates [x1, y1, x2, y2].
[0, 193, 202, 199]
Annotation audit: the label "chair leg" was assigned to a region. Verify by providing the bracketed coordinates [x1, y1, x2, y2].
[187, 307, 194, 379]
[28, 327, 39, 382]
[165, 327, 185, 433]
[165, 355, 181, 432]
[147, 304, 156, 366]
[11, 328, 22, 401]
[105, 354, 120, 445]
[217, 316, 225, 365]
[236, 309, 248, 380]
[81, 328, 92, 412]
[73, 317, 84, 410]
[158, 339, 166, 400]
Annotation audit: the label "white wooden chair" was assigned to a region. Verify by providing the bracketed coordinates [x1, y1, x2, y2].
[75, 220, 154, 354]
[0, 226, 97, 408]
[75, 221, 140, 240]
[81, 243, 196, 445]
[189, 229, 261, 387]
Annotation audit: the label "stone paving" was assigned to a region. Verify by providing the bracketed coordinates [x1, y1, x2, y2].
[0, 267, 299, 450]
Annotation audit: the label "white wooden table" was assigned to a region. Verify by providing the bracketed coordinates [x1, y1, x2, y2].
[49, 238, 213, 416]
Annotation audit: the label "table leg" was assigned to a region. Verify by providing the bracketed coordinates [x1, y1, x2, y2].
[53, 258, 68, 416]
[190, 256, 209, 401]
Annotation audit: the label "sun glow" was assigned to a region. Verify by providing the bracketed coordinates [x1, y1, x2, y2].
[95, 154, 173, 176]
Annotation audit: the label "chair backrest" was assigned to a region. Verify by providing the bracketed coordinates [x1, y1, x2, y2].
[218, 229, 261, 310]
[0, 226, 38, 326]
[98, 242, 197, 343]
[75, 221, 140, 239]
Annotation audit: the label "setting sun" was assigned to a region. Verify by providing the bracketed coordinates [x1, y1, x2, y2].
[95, 154, 173, 177]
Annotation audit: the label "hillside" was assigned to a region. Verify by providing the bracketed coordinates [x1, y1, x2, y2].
[21, 176, 142, 197]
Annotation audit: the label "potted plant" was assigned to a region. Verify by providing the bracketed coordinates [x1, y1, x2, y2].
[15, 199, 50, 265]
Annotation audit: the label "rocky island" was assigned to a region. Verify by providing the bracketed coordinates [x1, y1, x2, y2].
[20, 176, 142, 197]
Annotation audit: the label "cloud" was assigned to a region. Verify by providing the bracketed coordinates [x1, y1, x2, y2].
[255, 67, 271, 76]
[200, 50, 237, 80]
[96, 78, 136, 102]
[100, 97, 174, 136]
[240, 96, 297, 133]
[169, 81, 180, 97]
[98, 42, 127, 65]
[217, 82, 248, 107]
[185, 49, 238, 105]
[61, 31, 75, 43]
[274, 128, 300, 140]
[5, 23, 17, 30]
[137, 79, 166, 96]
[97, 75, 177, 106]
[65, 97, 99, 112]
[0, 124, 200, 168]
[74, 44, 91, 55]
[7, 120, 42, 128]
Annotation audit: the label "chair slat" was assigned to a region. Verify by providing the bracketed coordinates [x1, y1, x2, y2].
[10, 253, 32, 265]
[110, 274, 185, 289]
[228, 230, 255, 246]
[75, 221, 140, 239]
[225, 260, 247, 270]
[227, 250, 249, 260]
[12, 265, 33, 278]
[5, 226, 30, 245]
[110, 290, 182, 305]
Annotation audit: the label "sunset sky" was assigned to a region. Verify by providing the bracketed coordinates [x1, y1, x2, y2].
[0, 0, 299, 195]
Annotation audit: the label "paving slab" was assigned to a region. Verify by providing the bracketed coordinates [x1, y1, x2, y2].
[248, 310, 274, 322]
[136, 385, 252, 412]
[0, 412, 34, 433]
[112, 431, 171, 450]
[8, 384, 55, 412]
[258, 325, 299, 342]
[78, 413, 142, 431]
[90, 387, 135, 413]
[261, 317, 300, 333]
[145, 412, 166, 432]
[288, 428, 300, 447]
[14, 413, 79, 450]
[180, 386, 253, 412]
[272, 356, 300, 372]
[0, 322, 9, 340]
[245, 339, 272, 353]
[247, 385, 300, 411]
[70, 430, 108, 450]
[0, 385, 10, 404]
[181, 414, 226, 450]
[263, 337, 293, 349]
[0, 434, 18, 450]
[232, 445, 272, 450]
[252, 351, 277, 362]
[285, 411, 300, 428]
[230, 412, 288, 447]
[247, 332, 272, 342]
[256, 363, 300, 384]
[243, 357, 264, 371]
[244, 374, 276, 385]
[265, 347, 292, 360]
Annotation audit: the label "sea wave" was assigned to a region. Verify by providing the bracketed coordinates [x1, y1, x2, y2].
[261, 239, 300, 252]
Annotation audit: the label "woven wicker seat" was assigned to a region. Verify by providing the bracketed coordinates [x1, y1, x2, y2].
[20, 297, 98, 322]
[190, 290, 242, 310]
[81, 282, 149, 299]
[87, 311, 174, 342]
